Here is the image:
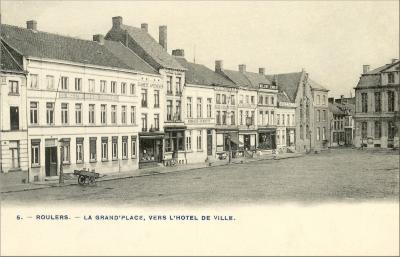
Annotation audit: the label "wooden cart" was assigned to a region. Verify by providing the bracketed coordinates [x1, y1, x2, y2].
[73, 169, 100, 185]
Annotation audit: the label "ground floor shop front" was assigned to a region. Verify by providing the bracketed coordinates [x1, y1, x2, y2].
[138, 132, 164, 169]
[354, 118, 399, 149]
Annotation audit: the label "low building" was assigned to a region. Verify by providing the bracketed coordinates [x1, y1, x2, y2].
[354, 59, 400, 148]
[328, 96, 355, 147]
[0, 40, 29, 181]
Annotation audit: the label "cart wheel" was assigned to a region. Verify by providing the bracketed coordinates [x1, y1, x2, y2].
[78, 175, 86, 185]
[89, 176, 96, 184]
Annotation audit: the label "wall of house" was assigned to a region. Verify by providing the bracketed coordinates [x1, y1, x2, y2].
[313, 89, 329, 150]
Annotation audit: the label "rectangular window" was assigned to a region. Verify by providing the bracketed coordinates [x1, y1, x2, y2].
[361, 93, 368, 113]
[323, 95, 326, 105]
[112, 137, 118, 160]
[197, 130, 202, 151]
[240, 110, 243, 125]
[111, 81, 116, 94]
[88, 79, 95, 92]
[265, 96, 269, 105]
[322, 127, 326, 140]
[75, 103, 82, 124]
[62, 142, 70, 164]
[374, 92, 381, 112]
[246, 95, 249, 104]
[323, 110, 327, 121]
[89, 137, 97, 161]
[277, 114, 280, 125]
[374, 121, 382, 139]
[46, 102, 54, 125]
[259, 111, 263, 125]
[216, 94, 221, 104]
[100, 104, 107, 124]
[9, 80, 19, 94]
[282, 114, 285, 125]
[9, 141, 20, 169]
[271, 97, 275, 105]
[231, 111, 235, 125]
[100, 80, 106, 93]
[130, 83, 135, 95]
[216, 111, 221, 125]
[141, 89, 148, 107]
[167, 100, 173, 121]
[388, 73, 395, 84]
[187, 97, 192, 118]
[388, 91, 395, 112]
[222, 94, 226, 104]
[300, 125, 304, 139]
[317, 127, 320, 141]
[122, 137, 128, 159]
[46, 75, 54, 90]
[75, 78, 82, 91]
[265, 111, 269, 124]
[186, 130, 192, 150]
[111, 105, 117, 124]
[154, 114, 160, 131]
[30, 74, 38, 88]
[222, 111, 227, 125]
[167, 76, 173, 94]
[141, 114, 147, 131]
[231, 95, 235, 105]
[101, 138, 108, 161]
[154, 90, 160, 108]
[207, 98, 212, 118]
[130, 106, 136, 125]
[292, 114, 295, 126]
[251, 96, 255, 104]
[175, 100, 181, 121]
[121, 106, 127, 124]
[31, 141, 40, 166]
[175, 77, 182, 95]
[89, 104, 95, 124]
[61, 76, 68, 90]
[131, 136, 137, 158]
[61, 103, 68, 124]
[317, 95, 320, 105]
[287, 115, 290, 126]
[76, 138, 84, 163]
[317, 110, 320, 122]
[361, 122, 368, 139]
[251, 111, 255, 125]
[121, 82, 126, 94]
[270, 111, 274, 125]
[9, 107, 19, 130]
[240, 95, 243, 104]
[197, 98, 202, 118]
[388, 121, 395, 140]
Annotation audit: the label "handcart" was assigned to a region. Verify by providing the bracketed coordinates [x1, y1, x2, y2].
[73, 169, 100, 185]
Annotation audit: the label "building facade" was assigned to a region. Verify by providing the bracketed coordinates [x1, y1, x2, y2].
[276, 92, 296, 152]
[311, 81, 330, 150]
[354, 59, 400, 148]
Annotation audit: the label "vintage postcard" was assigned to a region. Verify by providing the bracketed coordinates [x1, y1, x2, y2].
[0, 0, 399, 256]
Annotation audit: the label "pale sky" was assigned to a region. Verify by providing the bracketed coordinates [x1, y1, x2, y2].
[1, 0, 399, 98]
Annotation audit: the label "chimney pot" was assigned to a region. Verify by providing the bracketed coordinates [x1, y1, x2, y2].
[141, 23, 148, 32]
[93, 34, 105, 45]
[215, 60, 224, 73]
[26, 20, 37, 30]
[172, 49, 185, 58]
[392, 58, 399, 64]
[239, 64, 246, 73]
[112, 16, 123, 28]
[363, 64, 370, 74]
[159, 25, 167, 50]
[259, 67, 265, 75]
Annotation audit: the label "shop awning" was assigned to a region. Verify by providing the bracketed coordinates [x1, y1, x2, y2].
[139, 132, 165, 139]
[258, 128, 277, 133]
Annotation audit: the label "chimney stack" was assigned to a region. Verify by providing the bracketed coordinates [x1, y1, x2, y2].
[93, 34, 105, 45]
[141, 23, 148, 32]
[112, 16, 123, 29]
[215, 60, 224, 73]
[172, 49, 185, 58]
[159, 25, 167, 50]
[26, 20, 37, 30]
[239, 64, 246, 73]
[392, 58, 399, 64]
[363, 64, 370, 74]
[259, 67, 265, 75]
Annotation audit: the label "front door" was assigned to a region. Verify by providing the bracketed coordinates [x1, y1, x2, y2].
[207, 130, 212, 156]
[244, 135, 251, 150]
[45, 147, 58, 177]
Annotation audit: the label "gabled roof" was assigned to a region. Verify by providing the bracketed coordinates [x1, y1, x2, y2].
[175, 57, 235, 87]
[365, 61, 400, 74]
[106, 25, 184, 71]
[356, 74, 381, 88]
[242, 71, 272, 88]
[266, 72, 303, 103]
[0, 24, 136, 71]
[309, 78, 329, 91]
[223, 70, 253, 89]
[329, 103, 346, 115]
[103, 40, 158, 75]
[1, 40, 24, 73]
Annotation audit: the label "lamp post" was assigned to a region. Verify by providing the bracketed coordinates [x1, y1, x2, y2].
[227, 134, 232, 163]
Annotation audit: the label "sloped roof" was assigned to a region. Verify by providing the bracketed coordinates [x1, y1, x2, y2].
[309, 78, 329, 91]
[266, 72, 303, 103]
[329, 103, 345, 115]
[277, 91, 291, 103]
[243, 71, 272, 88]
[329, 102, 355, 116]
[0, 24, 136, 71]
[1, 40, 24, 73]
[223, 70, 253, 88]
[103, 40, 158, 75]
[356, 74, 381, 88]
[106, 25, 184, 71]
[175, 57, 235, 87]
[365, 61, 400, 74]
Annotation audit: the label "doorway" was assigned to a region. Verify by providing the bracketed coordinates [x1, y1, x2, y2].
[45, 147, 58, 177]
[244, 135, 251, 150]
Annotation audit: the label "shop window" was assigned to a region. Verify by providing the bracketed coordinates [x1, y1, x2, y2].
[131, 136, 137, 158]
[122, 137, 128, 159]
[89, 137, 97, 162]
[76, 138, 84, 163]
[101, 137, 108, 161]
[112, 137, 118, 160]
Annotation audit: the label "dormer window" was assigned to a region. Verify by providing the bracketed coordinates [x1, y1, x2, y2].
[388, 73, 395, 84]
